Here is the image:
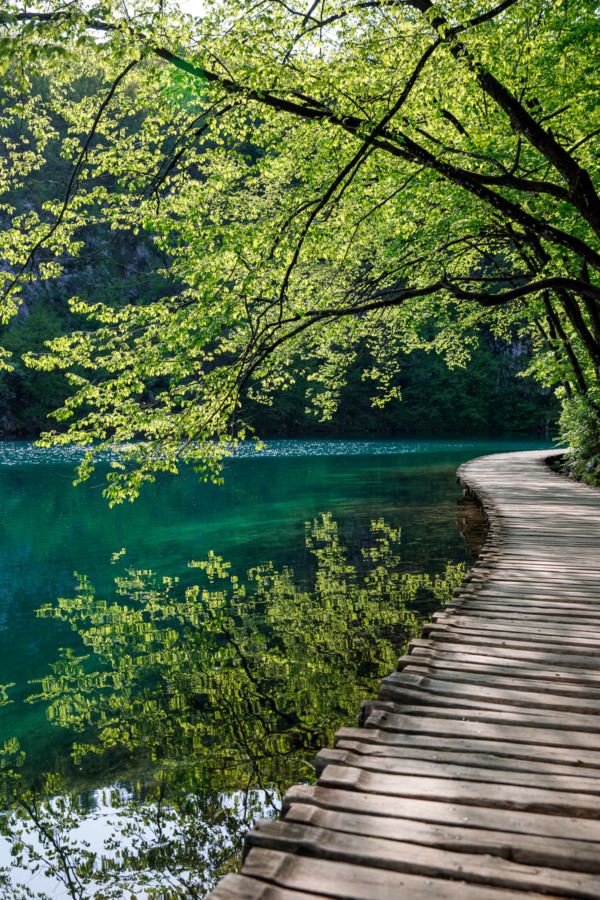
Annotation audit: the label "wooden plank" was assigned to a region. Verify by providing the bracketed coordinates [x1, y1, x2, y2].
[401, 650, 600, 685]
[399, 664, 600, 699]
[461, 585, 600, 601]
[334, 727, 600, 768]
[283, 803, 600, 874]
[482, 573, 600, 582]
[246, 819, 600, 897]
[471, 562, 600, 573]
[408, 638, 600, 666]
[210, 874, 322, 900]
[490, 569, 600, 576]
[241, 849, 570, 900]
[404, 644, 600, 685]
[455, 571, 600, 583]
[366, 708, 600, 747]
[373, 686, 583, 716]
[452, 583, 600, 594]
[367, 701, 600, 732]
[318, 763, 600, 816]
[424, 623, 600, 648]
[430, 615, 600, 637]
[458, 591, 600, 604]
[333, 738, 600, 777]
[444, 604, 600, 620]
[452, 581, 600, 614]
[481, 557, 600, 569]
[314, 748, 600, 794]
[283, 784, 600, 843]
[378, 671, 600, 713]
[464, 566, 600, 577]
[492, 529, 600, 537]
[496, 526, 600, 535]
[469, 561, 600, 570]
[474, 576, 600, 586]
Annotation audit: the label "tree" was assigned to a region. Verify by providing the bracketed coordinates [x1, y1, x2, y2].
[1, 0, 599, 497]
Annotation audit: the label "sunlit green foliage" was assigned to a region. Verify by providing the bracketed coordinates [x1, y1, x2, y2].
[0, 0, 598, 493]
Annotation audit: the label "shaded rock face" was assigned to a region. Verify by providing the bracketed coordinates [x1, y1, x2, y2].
[0, 412, 16, 436]
[457, 491, 489, 561]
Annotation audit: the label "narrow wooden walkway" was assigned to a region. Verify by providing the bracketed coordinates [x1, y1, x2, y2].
[211, 449, 600, 900]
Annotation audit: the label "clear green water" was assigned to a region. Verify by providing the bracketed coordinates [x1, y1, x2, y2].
[0, 437, 553, 896]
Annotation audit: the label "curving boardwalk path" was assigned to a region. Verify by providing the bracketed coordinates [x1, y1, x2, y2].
[211, 450, 600, 900]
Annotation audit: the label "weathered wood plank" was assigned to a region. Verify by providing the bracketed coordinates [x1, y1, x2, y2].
[424, 623, 600, 648]
[283, 803, 600, 874]
[318, 763, 600, 816]
[430, 615, 600, 637]
[461, 585, 600, 601]
[453, 592, 600, 607]
[378, 670, 600, 713]
[408, 638, 600, 666]
[398, 665, 600, 699]
[400, 650, 600, 685]
[245, 819, 600, 897]
[469, 562, 600, 573]
[283, 784, 600, 843]
[333, 739, 600, 777]
[478, 558, 600, 571]
[241, 849, 571, 900]
[464, 574, 600, 584]
[367, 701, 600, 732]
[372, 686, 582, 716]
[314, 748, 600, 793]
[366, 708, 600, 746]
[210, 874, 322, 900]
[335, 727, 600, 768]
[443, 604, 600, 621]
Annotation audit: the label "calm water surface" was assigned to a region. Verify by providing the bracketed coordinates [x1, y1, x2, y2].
[0, 437, 553, 896]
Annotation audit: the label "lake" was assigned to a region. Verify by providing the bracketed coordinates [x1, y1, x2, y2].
[0, 437, 553, 897]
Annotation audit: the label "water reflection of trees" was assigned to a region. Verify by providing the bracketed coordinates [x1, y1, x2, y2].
[0, 514, 465, 898]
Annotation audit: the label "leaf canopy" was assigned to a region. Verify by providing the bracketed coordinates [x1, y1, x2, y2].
[1, 0, 600, 496]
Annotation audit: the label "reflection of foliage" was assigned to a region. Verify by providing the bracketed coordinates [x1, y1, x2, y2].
[0, 770, 258, 899]
[0, 515, 465, 898]
[32, 516, 423, 784]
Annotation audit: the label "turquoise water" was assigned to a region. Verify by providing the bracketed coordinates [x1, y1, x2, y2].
[0, 437, 554, 896]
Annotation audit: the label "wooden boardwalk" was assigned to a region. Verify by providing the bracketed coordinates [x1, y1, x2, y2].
[211, 449, 600, 900]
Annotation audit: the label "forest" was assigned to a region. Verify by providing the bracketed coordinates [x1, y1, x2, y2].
[1, 0, 598, 499]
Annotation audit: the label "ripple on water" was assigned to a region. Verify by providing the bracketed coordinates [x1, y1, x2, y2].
[0, 436, 553, 466]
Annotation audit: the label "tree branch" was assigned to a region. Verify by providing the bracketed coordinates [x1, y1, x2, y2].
[444, 276, 600, 307]
[405, 0, 600, 237]
[1, 57, 139, 302]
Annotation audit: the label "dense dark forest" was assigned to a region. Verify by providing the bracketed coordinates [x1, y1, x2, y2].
[244, 335, 558, 438]
[0, 292, 558, 438]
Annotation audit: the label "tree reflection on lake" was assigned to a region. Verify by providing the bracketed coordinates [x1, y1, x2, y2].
[0, 513, 464, 898]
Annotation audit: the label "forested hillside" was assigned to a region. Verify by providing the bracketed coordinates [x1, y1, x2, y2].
[244, 335, 557, 437]
[0, 305, 558, 438]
